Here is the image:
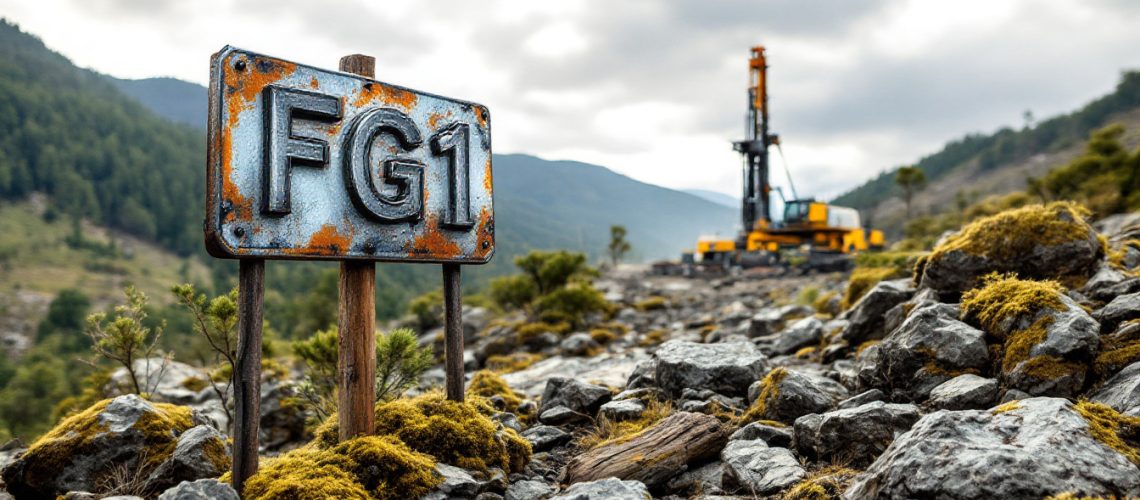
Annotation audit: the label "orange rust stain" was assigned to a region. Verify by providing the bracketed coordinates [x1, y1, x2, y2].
[474, 106, 488, 129]
[473, 207, 494, 259]
[309, 76, 319, 89]
[428, 111, 452, 130]
[407, 216, 461, 258]
[220, 133, 252, 222]
[352, 82, 418, 111]
[221, 56, 296, 221]
[483, 157, 493, 193]
[289, 224, 353, 256]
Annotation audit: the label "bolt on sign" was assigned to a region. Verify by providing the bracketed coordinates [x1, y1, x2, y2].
[206, 46, 494, 262]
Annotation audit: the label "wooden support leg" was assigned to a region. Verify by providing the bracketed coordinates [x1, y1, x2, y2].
[233, 258, 264, 497]
[338, 261, 376, 440]
[443, 263, 465, 402]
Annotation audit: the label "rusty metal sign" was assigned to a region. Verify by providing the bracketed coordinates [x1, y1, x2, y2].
[205, 46, 494, 263]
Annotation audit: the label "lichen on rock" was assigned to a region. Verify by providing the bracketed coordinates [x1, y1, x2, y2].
[962, 274, 1100, 396]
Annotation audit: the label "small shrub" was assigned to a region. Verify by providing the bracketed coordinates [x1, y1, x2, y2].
[172, 284, 239, 428]
[533, 283, 610, 327]
[85, 286, 167, 395]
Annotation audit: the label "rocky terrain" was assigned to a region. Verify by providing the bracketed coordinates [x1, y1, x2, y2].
[2, 203, 1140, 499]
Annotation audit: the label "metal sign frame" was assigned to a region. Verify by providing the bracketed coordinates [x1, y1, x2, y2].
[206, 46, 494, 263]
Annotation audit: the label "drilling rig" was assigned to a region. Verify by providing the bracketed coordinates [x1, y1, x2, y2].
[691, 46, 885, 272]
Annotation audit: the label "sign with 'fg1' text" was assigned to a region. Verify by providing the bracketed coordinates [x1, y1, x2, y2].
[205, 46, 494, 263]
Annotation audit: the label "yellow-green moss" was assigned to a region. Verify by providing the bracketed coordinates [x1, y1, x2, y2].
[578, 398, 673, 449]
[1045, 493, 1112, 500]
[180, 376, 209, 392]
[484, 353, 544, 373]
[698, 324, 718, 343]
[332, 436, 442, 499]
[961, 274, 1065, 337]
[515, 321, 571, 343]
[739, 368, 788, 424]
[931, 201, 1094, 264]
[638, 329, 668, 347]
[22, 397, 196, 490]
[841, 267, 903, 310]
[991, 400, 1022, 415]
[1075, 401, 1140, 468]
[782, 465, 860, 500]
[812, 291, 838, 316]
[241, 447, 370, 500]
[1095, 342, 1140, 377]
[856, 340, 880, 356]
[466, 370, 523, 413]
[794, 346, 818, 359]
[316, 393, 531, 473]
[635, 296, 668, 311]
[1001, 316, 1053, 373]
[589, 328, 618, 344]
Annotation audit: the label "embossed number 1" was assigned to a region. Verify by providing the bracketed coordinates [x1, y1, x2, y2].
[430, 123, 473, 229]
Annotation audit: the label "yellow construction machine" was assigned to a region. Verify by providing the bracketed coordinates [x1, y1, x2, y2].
[691, 46, 885, 272]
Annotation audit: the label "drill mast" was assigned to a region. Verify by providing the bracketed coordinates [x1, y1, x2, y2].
[734, 46, 777, 236]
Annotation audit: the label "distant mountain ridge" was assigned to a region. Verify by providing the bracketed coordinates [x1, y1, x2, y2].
[684, 189, 740, 210]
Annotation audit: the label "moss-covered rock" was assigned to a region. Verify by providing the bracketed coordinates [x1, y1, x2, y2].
[466, 370, 523, 413]
[919, 202, 1104, 292]
[962, 274, 1100, 397]
[1, 394, 206, 498]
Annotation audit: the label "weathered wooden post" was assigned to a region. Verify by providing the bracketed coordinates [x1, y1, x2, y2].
[206, 47, 493, 497]
[337, 54, 378, 439]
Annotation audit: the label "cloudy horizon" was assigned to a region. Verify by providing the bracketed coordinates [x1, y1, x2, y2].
[3, 0, 1139, 201]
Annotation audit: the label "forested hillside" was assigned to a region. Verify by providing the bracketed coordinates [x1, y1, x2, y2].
[833, 70, 1140, 233]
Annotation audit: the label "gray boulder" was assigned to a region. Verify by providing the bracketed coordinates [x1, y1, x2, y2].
[666, 460, 725, 496]
[538, 378, 612, 417]
[1, 395, 211, 499]
[1092, 361, 1140, 416]
[720, 440, 805, 495]
[538, 406, 586, 426]
[926, 374, 999, 411]
[867, 303, 989, 400]
[845, 398, 1140, 499]
[654, 341, 769, 398]
[599, 399, 646, 421]
[157, 479, 239, 500]
[794, 401, 921, 467]
[729, 422, 793, 448]
[144, 425, 230, 493]
[522, 425, 572, 452]
[550, 478, 650, 500]
[840, 279, 915, 347]
[1095, 292, 1140, 332]
[837, 389, 886, 410]
[505, 480, 556, 500]
[1001, 295, 1100, 397]
[762, 317, 824, 356]
[1082, 263, 1129, 299]
[918, 203, 1103, 292]
[561, 333, 601, 357]
[748, 369, 849, 423]
[432, 463, 480, 498]
[749, 305, 812, 338]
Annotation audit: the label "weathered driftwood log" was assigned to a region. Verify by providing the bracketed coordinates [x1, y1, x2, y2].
[560, 411, 730, 489]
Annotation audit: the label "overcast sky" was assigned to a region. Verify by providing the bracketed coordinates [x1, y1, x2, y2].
[4, 0, 1140, 200]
